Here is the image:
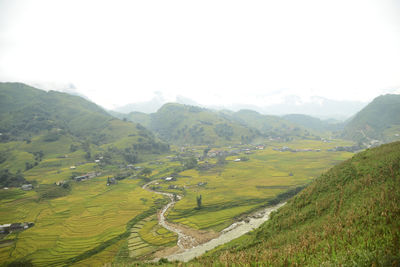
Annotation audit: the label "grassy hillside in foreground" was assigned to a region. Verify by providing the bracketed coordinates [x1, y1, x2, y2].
[342, 94, 400, 145]
[194, 141, 400, 266]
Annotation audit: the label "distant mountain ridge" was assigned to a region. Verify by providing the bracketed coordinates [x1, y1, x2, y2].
[120, 103, 322, 145]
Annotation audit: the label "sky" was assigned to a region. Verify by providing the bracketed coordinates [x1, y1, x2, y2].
[0, 0, 400, 109]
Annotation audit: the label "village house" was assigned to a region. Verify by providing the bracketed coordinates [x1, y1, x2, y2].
[73, 175, 89, 182]
[21, 184, 33, 191]
[86, 172, 99, 179]
[0, 222, 34, 234]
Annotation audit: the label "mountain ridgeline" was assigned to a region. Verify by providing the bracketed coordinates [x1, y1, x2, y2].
[195, 141, 400, 266]
[119, 103, 322, 145]
[116, 94, 400, 147]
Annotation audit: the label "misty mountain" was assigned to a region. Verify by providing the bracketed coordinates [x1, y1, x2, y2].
[114, 94, 366, 120]
[282, 114, 345, 133]
[229, 110, 315, 139]
[29, 82, 91, 101]
[258, 96, 367, 119]
[113, 92, 167, 114]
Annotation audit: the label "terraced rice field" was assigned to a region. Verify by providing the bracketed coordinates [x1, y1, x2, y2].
[128, 215, 177, 259]
[0, 176, 163, 266]
[71, 239, 124, 267]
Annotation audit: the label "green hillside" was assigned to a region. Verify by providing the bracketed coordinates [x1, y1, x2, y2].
[0, 83, 169, 186]
[342, 94, 400, 145]
[195, 141, 400, 266]
[120, 103, 262, 145]
[121, 104, 321, 145]
[0, 83, 112, 141]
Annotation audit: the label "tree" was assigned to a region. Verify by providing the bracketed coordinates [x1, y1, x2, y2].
[183, 157, 198, 170]
[217, 155, 226, 165]
[196, 195, 202, 209]
[70, 144, 78, 152]
[84, 151, 91, 160]
[203, 148, 211, 158]
[214, 123, 234, 140]
[140, 168, 152, 177]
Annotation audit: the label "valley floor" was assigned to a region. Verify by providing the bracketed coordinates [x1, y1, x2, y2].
[0, 139, 355, 266]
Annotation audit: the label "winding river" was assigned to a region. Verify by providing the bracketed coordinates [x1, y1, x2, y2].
[142, 180, 285, 262]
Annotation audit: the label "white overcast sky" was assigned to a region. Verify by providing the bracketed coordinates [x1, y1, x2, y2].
[0, 0, 399, 109]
